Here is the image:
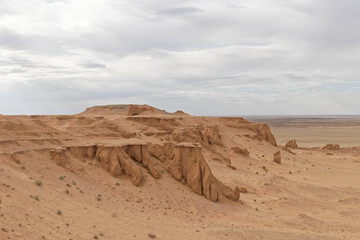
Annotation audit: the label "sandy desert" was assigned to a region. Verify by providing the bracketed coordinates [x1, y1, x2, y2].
[1, 104, 360, 240]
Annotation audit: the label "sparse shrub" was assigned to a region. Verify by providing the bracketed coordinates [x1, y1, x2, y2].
[35, 180, 43, 187]
[94, 235, 98, 239]
[34, 195, 39, 201]
[66, 189, 70, 194]
[57, 210, 62, 215]
[97, 194, 102, 201]
[21, 165, 26, 170]
[116, 182, 120, 186]
[59, 176, 64, 181]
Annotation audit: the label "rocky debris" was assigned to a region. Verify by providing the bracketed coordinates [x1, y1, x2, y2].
[323, 144, 340, 150]
[231, 147, 249, 156]
[273, 151, 281, 164]
[285, 139, 298, 149]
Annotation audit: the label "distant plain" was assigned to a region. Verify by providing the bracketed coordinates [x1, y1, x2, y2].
[247, 116, 360, 147]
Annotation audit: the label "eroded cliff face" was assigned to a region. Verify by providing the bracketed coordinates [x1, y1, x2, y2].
[223, 118, 277, 146]
[172, 125, 222, 146]
[53, 142, 239, 202]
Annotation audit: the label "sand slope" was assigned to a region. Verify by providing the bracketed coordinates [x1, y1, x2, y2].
[1, 105, 360, 240]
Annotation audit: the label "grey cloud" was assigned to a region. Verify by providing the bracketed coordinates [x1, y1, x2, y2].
[79, 62, 106, 69]
[157, 7, 203, 15]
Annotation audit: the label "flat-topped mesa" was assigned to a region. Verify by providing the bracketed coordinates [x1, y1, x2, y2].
[80, 104, 169, 116]
[53, 142, 239, 202]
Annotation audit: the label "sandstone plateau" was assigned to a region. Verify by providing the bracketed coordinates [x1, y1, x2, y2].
[1, 104, 360, 240]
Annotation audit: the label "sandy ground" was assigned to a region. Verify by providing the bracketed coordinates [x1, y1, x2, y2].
[1, 105, 360, 240]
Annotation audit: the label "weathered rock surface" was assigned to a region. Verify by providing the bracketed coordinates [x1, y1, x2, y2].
[323, 144, 340, 150]
[172, 125, 222, 146]
[273, 150, 281, 164]
[55, 142, 239, 202]
[223, 118, 277, 146]
[80, 104, 167, 116]
[285, 139, 298, 149]
[231, 147, 250, 156]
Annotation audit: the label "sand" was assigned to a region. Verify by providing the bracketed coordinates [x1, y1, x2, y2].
[1, 105, 360, 240]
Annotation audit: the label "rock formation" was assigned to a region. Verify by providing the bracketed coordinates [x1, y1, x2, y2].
[273, 150, 281, 164]
[55, 142, 240, 202]
[231, 147, 249, 156]
[223, 118, 277, 146]
[285, 139, 298, 149]
[323, 144, 340, 150]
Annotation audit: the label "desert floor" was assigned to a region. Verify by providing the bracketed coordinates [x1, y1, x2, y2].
[1, 106, 360, 240]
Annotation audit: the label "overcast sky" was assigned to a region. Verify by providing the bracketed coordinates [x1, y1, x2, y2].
[1, 0, 360, 115]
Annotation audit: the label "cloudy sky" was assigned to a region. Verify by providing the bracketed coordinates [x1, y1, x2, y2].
[1, 0, 360, 115]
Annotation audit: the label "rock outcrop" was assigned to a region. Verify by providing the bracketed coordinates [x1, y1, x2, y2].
[273, 150, 281, 164]
[285, 139, 298, 149]
[231, 147, 249, 156]
[172, 125, 222, 146]
[223, 118, 277, 146]
[54, 142, 239, 202]
[154, 143, 239, 202]
[323, 144, 340, 150]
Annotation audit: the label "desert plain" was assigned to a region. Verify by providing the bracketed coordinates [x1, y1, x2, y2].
[1, 105, 360, 240]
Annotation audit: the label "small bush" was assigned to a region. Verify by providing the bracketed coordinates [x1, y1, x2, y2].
[66, 189, 70, 195]
[97, 194, 102, 201]
[35, 180, 43, 187]
[57, 210, 62, 215]
[34, 195, 40, 201]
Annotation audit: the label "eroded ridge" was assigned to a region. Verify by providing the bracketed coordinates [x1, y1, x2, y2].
[52, 142, 240, 202]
